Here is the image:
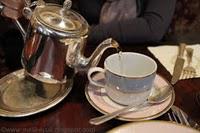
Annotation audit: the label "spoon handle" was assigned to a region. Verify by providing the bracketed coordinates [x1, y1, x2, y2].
[89, 104, 141, 125]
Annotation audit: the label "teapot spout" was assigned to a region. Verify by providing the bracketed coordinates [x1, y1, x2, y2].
[79, 38, 119, 70]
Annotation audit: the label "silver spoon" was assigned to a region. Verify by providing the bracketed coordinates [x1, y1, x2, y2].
[89, 85, 173, 125]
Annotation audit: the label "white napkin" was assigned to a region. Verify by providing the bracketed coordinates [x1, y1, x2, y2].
[148, 44, 200, 79]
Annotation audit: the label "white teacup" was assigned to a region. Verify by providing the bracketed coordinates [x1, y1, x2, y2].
[87, 52, 157, 106]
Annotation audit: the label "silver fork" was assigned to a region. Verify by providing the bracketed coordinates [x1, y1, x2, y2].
[168, 106, 200, 131]
[182, 48, 196, 79]
[169, 105, 190, 126]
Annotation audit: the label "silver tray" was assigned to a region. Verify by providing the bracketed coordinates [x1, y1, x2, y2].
[0, 69, 73, 117]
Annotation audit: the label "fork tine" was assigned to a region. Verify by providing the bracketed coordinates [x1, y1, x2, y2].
[173, 109, 185, 124]
[181, 69, 196, 79]
[188, 71, 196, 79]
[190, 71, 195, 78]
[168, 112, 173, 121]
[189, 71, 192, 79]
[172, 111, 179, 123]
[186, 71, 191, 79]
[168, 112, 179, 124]
[190, 72, 195, 79]
[179, 109, 190, 126]
[192, 71, 197, 78]
[181, 70, 187, 79]
[184, 73, 188, 79]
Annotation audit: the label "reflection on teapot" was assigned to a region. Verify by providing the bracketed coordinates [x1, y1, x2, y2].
[15, 0, 119, 84]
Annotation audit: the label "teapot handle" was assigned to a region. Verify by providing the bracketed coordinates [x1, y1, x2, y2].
[0, 1, 26, 41]
[14, 0, 43, 42]
[14, 20, 26, 42]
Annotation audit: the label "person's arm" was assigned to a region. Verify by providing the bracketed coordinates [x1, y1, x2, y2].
[0, 0, 63, 19]
[0, 0, 24, 19]
[87, 0, 176, 45]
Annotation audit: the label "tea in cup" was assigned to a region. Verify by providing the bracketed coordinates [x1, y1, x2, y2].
[87, 52, 157, 106]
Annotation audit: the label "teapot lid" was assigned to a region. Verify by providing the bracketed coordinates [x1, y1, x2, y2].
[35, 0, 89, 37]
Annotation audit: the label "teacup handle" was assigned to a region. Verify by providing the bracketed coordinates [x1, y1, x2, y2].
[87, 67, 105, 88]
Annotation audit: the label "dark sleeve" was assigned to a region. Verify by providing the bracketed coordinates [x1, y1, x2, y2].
[44, 0, 63, 4]
[87, 0, 177, 45]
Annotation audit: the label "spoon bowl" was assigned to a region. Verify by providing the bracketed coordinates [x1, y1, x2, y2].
[89, 84, 173, 125]
[148, 85, 173, 104]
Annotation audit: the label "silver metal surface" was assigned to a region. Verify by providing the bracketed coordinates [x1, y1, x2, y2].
[171, 105, 200, 130]
[171, 106, 190, 125]
[171, 56, 185, 85]
[170, 43, 186, 84]
[182, 48, 196, 79]
[178, 43, 186, 57]
[0, 2, 4, 13]
[0, 69, 73, 117]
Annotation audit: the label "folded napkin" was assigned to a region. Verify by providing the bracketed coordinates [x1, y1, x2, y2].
[148, 44, 200, 79]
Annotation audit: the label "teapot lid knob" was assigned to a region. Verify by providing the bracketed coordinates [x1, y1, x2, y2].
[37, 0, 45, 6]
[60, 0, 72, 17]
[63, 0, 72, 10]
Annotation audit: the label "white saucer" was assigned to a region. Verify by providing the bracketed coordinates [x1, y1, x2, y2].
[107, 120, 199, 133]
[85, 73, 175, 121]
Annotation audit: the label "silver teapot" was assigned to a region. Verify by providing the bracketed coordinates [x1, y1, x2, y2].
[15, 0, 119, 84]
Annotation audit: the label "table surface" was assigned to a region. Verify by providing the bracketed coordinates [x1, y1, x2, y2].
[0, 44, 200, 133]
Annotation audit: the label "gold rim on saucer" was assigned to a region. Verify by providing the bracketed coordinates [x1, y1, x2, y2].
[0, 69, 73, 117]
[85, 73, 175, 121]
